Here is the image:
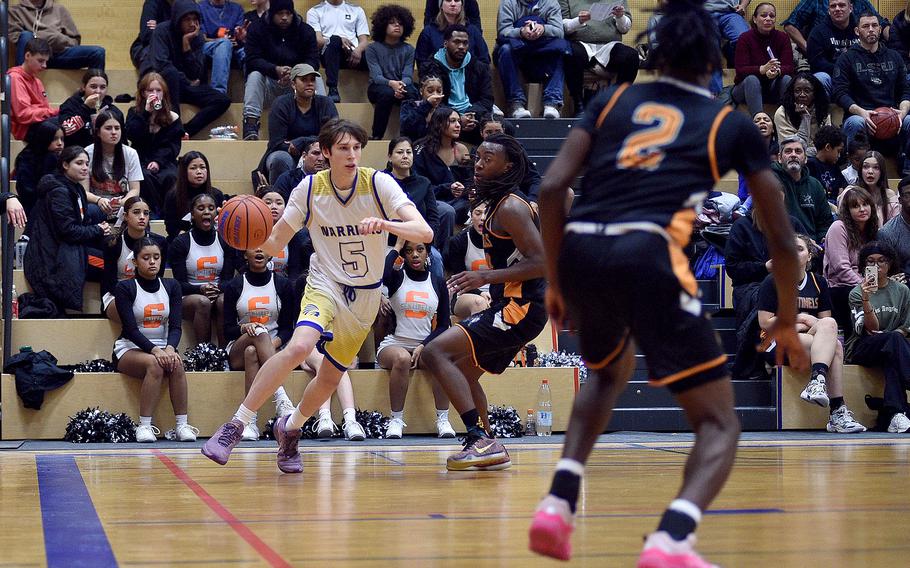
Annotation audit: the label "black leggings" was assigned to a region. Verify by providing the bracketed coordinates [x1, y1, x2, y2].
[850, 330, 910, 416]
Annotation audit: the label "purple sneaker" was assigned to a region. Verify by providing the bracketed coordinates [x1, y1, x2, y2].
[273, 415, 303, 474]
[201, 419, 244, 465]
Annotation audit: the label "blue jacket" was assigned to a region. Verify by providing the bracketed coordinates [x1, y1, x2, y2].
[198, 0, 245, 40]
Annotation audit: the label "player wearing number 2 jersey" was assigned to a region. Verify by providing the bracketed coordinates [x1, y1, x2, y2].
[203, 119, 433, 473]
[527, 1, 810, 566]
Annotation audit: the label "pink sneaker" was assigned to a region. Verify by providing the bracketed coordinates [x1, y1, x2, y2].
[201, 419, 244, 465]
[638, 531, 718, 568]
[273, 415, 303, 474]
[529, 495, 574, 561]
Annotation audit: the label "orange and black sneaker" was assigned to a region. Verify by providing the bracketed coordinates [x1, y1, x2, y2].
[446, 428, 512, 471]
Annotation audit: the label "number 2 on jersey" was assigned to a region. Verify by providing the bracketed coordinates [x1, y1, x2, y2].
[617, 103, 684, 171]
[339, 241, 369, 278]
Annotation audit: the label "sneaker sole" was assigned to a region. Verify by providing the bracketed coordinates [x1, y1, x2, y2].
[437, 432, 456, 439]
[529, 513, 572, 561]
[201, 445, 229, 465]
[346, 435, 366, 441]
[800, 393, 828, 407]
[446, 454, 511, 471]
[386, 434, 402, 439]
[317, 430, 334, 438]
[827, 425, 866, 433]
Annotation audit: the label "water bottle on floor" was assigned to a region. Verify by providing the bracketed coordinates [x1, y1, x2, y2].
[537, 379, 552, 436]
[525, 408, 536, 436]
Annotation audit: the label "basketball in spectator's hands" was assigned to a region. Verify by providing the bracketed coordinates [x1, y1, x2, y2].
[870, 107, 901, 139]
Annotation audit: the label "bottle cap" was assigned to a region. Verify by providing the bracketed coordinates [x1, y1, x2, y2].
[542, 379, 549, 384]
[19, 345, 33, 352]
[527, 408, 534, 413]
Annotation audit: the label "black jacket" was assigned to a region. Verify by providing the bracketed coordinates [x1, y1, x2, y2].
[244, 9, 319, 78]
[412, 146, 473, 202]
[23, 173, 104, 311]
[13, 148, 58, 215]
[806, 16, 858, 76]
[58, 92, 124, 149]
[420, 57, 494, 116]
[141, 0, 205, 81]
[131, 0, 173, 67]
[124, 107, 184, 168]
[833, 42, 910, 111]
[384, 170, 440, 236]
[887, 10, 910, 67]
[257, 94, 338, 174]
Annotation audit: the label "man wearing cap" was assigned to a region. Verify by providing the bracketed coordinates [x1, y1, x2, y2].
[258, 63, 339, 183]
[243, 0, 321, 140]
[307, 0, 371, 103]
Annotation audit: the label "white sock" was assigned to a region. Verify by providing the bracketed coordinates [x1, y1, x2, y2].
[287, 409, 309, 430]
[343, 407, 357, 423]
[668, 499, 703, 524]
[175, 414, 188, 427]
[139, 416, 152, 427]
[436, 409, 449, 421]
[318, 407, 332, 419]
[391, 410, 404, 421]
[232, 404, 257, 426]
[556, 458, 585, 477]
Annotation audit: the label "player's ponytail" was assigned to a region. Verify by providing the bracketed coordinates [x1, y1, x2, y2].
[646, 0, 722, 80]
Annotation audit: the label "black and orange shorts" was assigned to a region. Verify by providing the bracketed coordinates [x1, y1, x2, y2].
[456, 297, 547, 374]
[559, 231, 728, 393]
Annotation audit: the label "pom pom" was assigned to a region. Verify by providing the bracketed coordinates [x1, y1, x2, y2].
[183, 343, 229, 372]
[536, 350, 588, 383]
[61, 358, 116, 373]
[64, 407, 137, 443]
[487, 405, 524, 438]
[355, 409, 389, 439]
[262, 416, 278, 440]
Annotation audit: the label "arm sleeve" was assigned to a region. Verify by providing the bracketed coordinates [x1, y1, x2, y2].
[401, 46, 416, 87]
[244, 24, 279, 78]
[542, 2, 565, 38]
[423, 184, 440, 236]
[150, 28, 184, 81]
[897, 58, 910, 104]
[382, 250, 405, 296]
[521, 159, 542, 202]
[806, 29, 834, 75]
[49, 190, 103, 244]
[164, 279, 184, 348]
[833, 53, 856, 111]
[848, 285, 865, 336]
[415, 28, 434, 66]
[365, 44, 388, 84]
[355, 8, 370, 37]
[276, 276, 298, 345]
[168, 234, 203, 295]
[9, 75, 58, 127]
[115, 280, 158, 353]
[734, 35, 762, 81]
[286, 230, 307, 282]
[423, 274, 452, 344]
[823, 221, 863, 286]
[444, 230, 469, 273]
[818, 278, 834, 313]
[218, 240, 238, 284]
[301, 24, 321, 70]
[222, 276, 242, 343]
[497, 3, 521, 38]
[782, 2, 812, 30]
[151, 121, 184, 165]
[102, 240, 120, 297]
[267, 97, 291, 151]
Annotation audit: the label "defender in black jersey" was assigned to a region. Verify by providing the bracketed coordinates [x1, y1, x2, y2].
[422, 134, 547, 472]
[528, 1, 810, 566]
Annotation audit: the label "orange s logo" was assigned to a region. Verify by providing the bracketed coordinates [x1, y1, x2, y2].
[196, 256, 218, 281]
[617, 103, 684, 171]
[143, 303, 165, 328]
[404, 291, 429, 319]
[470, 259, 489, 272]
[247, 296, 271, 324]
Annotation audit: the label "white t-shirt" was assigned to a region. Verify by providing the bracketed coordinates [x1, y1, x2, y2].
[306, 1, 369, 45]
[85, 143, 144, 197]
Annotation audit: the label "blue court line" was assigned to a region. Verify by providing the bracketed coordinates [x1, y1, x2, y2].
[36, 454, 117, 568]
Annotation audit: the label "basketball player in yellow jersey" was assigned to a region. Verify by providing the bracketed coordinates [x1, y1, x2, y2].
[203, 119, 433, 472]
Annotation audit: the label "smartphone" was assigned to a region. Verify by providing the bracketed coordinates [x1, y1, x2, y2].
[766, 46, 775, 60]
[865, 265, 879, 291]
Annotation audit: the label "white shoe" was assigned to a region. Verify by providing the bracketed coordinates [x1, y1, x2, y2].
[175, 423, 200, 442]
[888, 412, 910, 433]
[135, 424, 160, 443]
[241, 422, 260, 441]
[436, 418, 456, 438]
[510, 104, 531, 119]
[275, 396, 295, 418]
[492, 104, 505, 119]
[542, 105, 560, 119]
[344, 420, 366, 441]
[315, 414, 336, 438]
[800, 376, 829, 407]
[386, 417, 406, 439]
[826, 406, 866, 433]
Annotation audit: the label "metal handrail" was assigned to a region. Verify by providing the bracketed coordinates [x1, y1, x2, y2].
[2, 0, 13, 362]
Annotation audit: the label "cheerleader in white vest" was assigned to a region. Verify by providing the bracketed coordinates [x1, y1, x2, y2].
[443, 202, 492, 319]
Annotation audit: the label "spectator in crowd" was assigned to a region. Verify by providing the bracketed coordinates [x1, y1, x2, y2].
[732, 3, 794, 117]
[242, 0, 320, 140]
[561, 0, 638, 116]
[131, 0, 173, 69]
[271, 137, 327, 201]
[307, 0, 370, 103]
[10, 0, 105, 69]
[421, 25, 494, 144]
[254, 186, 312, 282]
[113, 238, 197, 443]
[304, 355, 368, 441]
[757, 233, 867, 433]
[8, 38, 59, 141]
[199, 0, 247, 95]
[13, 120, 63, 214]
[444, 201, 491, 319]
[705, 0, 750, 93]
[806, 0, 857, 93]
[414, 107, 473, 225]
[495, 0, 568, 119]
[842, 131, 870, 183]
[24, 146, 111, 314]
[257, 64, 338, 184]
[58, 69, 123, 149]
[887, 2, 910, 72]
[224, 247, 298, 440]
[416, 0, 489, 69]
[385, 137, 444, 275]
[142, 0, 231, 138]
[774, 71, 830, 155]
[833, 12, 910, 170]
[841, 150, 899, 226]
[102, 196, 167, 322]
[377, 240, 455, 439]
[773, 136, 833, 241]
[125, 72, 184, 217]
[737, 111, 780, 203]
[424, 0, 481, 29]
[784, 0, 887, 56]
[84, 112, 143, 221]
[169, 193, 236, 345]
[807, 125, 847, 199]
[244, 0, 270, 27]
[847, 240, 910, 433]
[163, 151, 226, 239]
[476, 114, 543, 208]
[400, 72, 446, 140]
[824, 186, 879, 328]
[879, 177, 910, 275]
[366, 5, 418, 140]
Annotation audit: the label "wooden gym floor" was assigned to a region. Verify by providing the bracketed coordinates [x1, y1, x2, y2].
[1, 432, 907, 567]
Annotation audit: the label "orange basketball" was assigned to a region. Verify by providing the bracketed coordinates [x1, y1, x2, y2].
[871, 107, 901, 140]
[218, 195, 273, 250]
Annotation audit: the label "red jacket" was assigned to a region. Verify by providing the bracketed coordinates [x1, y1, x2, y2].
[734, 29, 795, 84]
[8, 66, 59, 140]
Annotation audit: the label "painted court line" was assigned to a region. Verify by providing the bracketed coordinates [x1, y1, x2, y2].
[36, 454, 118, 568]
[151, 450, 292, 568]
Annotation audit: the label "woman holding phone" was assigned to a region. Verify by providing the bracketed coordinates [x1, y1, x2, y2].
[732, 2, 794, 116]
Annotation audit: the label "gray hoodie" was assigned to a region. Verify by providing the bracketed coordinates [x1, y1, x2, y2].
[497, 0, 564, 39]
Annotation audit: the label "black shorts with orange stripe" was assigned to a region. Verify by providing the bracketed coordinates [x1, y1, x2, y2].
[457, 297, 547, 374]
[559, 231, 727, 393]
